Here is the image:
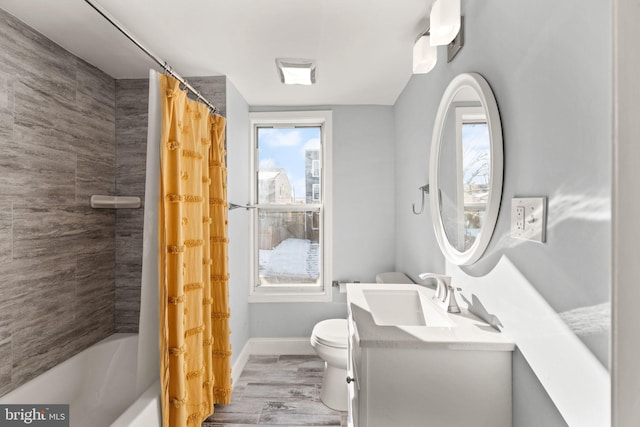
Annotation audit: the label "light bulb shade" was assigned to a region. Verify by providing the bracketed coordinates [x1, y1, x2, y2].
[276, 58, 317, 85]
[413, 35, 437, 74]
[430, 0, 461, 46]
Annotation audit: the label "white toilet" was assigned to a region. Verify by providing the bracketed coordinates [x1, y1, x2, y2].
[310, 272, 414, 411]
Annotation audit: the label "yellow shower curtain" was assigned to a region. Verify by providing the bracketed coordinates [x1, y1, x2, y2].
[158, 74, 232, 427]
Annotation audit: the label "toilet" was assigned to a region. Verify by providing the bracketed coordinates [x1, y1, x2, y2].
[310, 272, 414, 411]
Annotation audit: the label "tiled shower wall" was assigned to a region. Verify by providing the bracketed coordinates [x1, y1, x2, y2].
[115, 77, 226, 332]
[0, 9, 116, 395]
[0, 6, 229, 396]
[114, 79, 149, 332]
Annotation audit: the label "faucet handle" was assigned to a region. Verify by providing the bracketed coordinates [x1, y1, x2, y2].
[418, 273, 451, 301]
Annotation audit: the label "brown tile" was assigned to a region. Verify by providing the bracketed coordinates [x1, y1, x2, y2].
[75, 58, 115, 119]
[75, 251, 116, 333]
[242, 382, 320, 401]
[0, 138, 76, 203]
[213, 398, 265, 415]
[0, 70, 14, 139]
[12, 204, 114, 261]
[258, 412, 342, 426]
[0, 299, 13, 396]
[205, 354, 345, 426]
[76, 152, 116, 205]
[114, 78, 148, 333]
[203, 413, 260, 425]
[0, 8, 117, 396]
[189, 76, 227, 117]
[0, 200, 12, 265]
[262, 400, 339, 416]
[296, 367, 324, 384]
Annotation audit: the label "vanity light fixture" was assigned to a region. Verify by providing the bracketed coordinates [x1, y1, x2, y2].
[429, 0, 461, 46]
[276, 58, 317, 85]
[447, 16, 465, 63]
[413, 27, 438, 74]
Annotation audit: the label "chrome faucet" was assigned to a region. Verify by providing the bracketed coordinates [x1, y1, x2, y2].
[418, 273, 461, 314]
[442, 283, 461, 314]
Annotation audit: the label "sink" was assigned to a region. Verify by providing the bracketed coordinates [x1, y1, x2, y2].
[348, 284, 513, 427]
[362, 289, 454, 327]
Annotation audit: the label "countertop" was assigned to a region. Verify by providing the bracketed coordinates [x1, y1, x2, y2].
[347, 283, 515, 351]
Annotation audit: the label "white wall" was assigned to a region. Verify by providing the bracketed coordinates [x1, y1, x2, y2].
[225, 78, 251, 364]
[394, 0, 611, 425]
[246, 106, 396, 337]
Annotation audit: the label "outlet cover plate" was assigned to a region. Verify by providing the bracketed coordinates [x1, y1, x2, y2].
[511, 197, 547, 242]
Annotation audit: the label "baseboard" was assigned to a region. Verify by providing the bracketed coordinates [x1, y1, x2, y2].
[231, 337, 315, 385]
[231, 340, 252, 386]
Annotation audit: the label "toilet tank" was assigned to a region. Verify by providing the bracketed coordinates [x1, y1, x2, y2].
[375, 272, 414, 284]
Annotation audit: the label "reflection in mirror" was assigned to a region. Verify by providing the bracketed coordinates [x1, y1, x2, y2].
[459, 108, 490, 250]
[439, 103, 491, 252]
[430, 73, 503, 265]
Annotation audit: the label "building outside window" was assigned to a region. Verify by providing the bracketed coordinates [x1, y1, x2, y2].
[249, 111, 332, 302]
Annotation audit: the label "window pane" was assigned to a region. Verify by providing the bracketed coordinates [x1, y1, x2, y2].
[462, 122, 490, 249]
[258, 210, 320, 285]
[257, 127, 321, 204]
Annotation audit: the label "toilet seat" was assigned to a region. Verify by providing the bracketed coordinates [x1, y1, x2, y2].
[311, 319, 348, 349]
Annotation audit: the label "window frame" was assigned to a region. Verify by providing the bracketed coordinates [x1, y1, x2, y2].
[248, 111, 333, 303]
[312, 159, 320, 177]
[312, 183, 321, 201]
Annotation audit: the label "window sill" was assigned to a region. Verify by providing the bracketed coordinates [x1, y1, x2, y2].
[248, 288, 332, 303]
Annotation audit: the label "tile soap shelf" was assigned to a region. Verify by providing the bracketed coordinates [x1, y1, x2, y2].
[90, 195, 141, 209]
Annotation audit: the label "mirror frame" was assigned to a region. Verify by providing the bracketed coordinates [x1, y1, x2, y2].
[429, 72, 503, 265]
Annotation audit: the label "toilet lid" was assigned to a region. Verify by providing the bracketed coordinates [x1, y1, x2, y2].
[312, 319, 348, 348]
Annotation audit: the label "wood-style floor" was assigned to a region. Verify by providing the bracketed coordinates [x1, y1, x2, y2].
[203, 355, 347, 427]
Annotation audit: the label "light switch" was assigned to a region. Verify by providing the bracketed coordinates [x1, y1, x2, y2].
[511, 197, 547, 242]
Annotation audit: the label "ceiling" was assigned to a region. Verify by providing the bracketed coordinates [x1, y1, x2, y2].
[0, 0, 433, 106]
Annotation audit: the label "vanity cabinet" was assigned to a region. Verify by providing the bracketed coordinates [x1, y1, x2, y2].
[347, 313, 512, 427]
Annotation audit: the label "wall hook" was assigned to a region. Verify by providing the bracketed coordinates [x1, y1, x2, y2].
[412, 184, 430, 215]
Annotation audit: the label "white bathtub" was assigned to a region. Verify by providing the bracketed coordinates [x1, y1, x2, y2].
[0, 333, 161, 427]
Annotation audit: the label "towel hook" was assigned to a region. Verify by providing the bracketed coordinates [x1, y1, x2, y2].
[412, 184, 430, 215]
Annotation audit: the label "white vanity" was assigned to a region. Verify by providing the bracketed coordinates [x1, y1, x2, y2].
[346, 283, 514, 427]
[344, 72, 513, 426]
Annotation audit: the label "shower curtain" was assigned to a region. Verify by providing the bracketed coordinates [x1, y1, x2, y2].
[158, 74, 232, 427]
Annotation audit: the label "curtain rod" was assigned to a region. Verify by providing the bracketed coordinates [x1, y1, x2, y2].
[83, 0, 219, 115]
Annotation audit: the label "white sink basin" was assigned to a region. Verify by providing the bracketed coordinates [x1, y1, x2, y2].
[362, 289, 454, 327]
[347, 283, 515, 351]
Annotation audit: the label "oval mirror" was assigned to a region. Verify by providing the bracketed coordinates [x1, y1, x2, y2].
[429, 73, 503, 265]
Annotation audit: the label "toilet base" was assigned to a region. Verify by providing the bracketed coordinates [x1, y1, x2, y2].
[319, 362, 348, 412]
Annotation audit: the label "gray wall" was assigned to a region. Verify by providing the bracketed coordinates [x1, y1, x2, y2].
[247, 106, 396, 337]
[0, 9, 116, 395]
[225, 78, 251, 363]
[114, 76, 226, 332]
[394, 0, 610, 425]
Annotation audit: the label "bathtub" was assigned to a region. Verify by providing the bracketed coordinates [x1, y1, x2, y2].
[0, 333, 161, 427]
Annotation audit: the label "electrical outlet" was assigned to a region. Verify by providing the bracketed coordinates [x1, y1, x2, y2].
[515, 206, 525, 232]
[511, 197, 547, 242]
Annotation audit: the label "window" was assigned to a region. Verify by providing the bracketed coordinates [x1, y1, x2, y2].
[249, 111, 332, 302]
[455, 107, 490, 249]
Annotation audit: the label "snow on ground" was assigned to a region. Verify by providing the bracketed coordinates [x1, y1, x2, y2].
[259, 238, 319, 283]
